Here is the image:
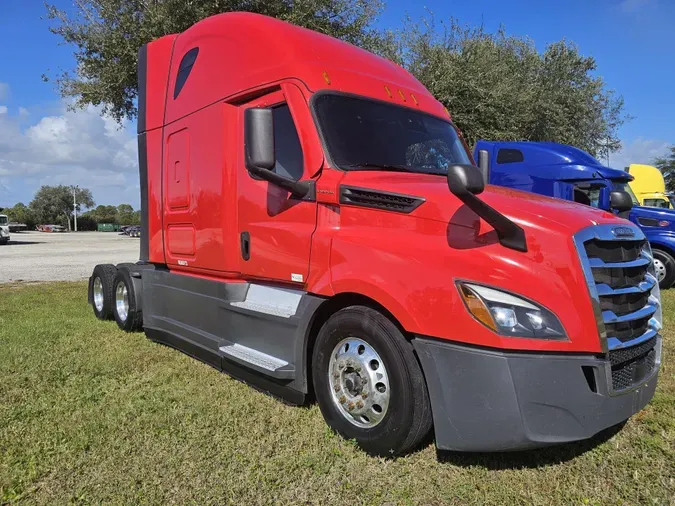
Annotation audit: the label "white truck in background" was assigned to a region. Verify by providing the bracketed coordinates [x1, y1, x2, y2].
[0, 215, 10, 244]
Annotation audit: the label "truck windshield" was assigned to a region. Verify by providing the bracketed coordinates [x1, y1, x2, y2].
[612, 182, 640, 205]
[313, 93, 471, 175]
[0, 216, 7, 225]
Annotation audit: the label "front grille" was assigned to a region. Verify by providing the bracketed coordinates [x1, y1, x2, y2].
[592, 265, 648, 289]
[339, 186, 425, 213]
[575, 225, 661, 392]
[599, 291, 650, 316]
[585, 239, 643, 263]
[609, 337, 658, 391]
[604, 316, 650, 343]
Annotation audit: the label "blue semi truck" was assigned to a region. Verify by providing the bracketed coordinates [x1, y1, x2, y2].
[475, 141, 675, 289]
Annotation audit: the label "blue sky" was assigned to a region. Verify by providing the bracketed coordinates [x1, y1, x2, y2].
[0, 0, 673, 208]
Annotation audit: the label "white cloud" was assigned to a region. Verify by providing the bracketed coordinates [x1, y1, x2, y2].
[0, 102, 139, 207]
[0, 106, 7, 115]
[0, 83, 8, 101]
[609, 138, 670, 171]
[619, 0, 652, 12]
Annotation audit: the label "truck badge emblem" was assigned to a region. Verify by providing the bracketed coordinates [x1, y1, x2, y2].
[612, 227, 634, 238]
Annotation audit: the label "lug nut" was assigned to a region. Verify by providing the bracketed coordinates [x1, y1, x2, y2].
[339, 395, 347, 404]
[347, 402, 355, 411]
[361, 392, 368, 399]
[356, 401, 364, 409]
[334, 384, 340, 392]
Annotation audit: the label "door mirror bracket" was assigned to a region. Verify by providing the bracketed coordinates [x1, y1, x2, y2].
[244, 107, 312, 199]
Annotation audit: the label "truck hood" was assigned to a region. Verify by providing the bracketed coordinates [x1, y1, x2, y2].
[631, 205, 675, 219]
[341, 171, 624, 235]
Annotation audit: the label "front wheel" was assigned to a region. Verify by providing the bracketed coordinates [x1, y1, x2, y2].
[653, 249, 675, 289]
[312, 306, 432, 456]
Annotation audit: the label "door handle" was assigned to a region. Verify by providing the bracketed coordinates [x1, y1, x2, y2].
[240, 232, 250, 261]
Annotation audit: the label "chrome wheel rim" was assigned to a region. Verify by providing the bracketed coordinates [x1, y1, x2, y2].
[115, 281, 129, 322]
[93, 277, 104, 312]
[654, 257, 666, 282]
[328, 337, 390, 428]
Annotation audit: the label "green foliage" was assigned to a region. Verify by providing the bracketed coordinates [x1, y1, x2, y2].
[3, 203, 37, 228]
[82, 203, 140, 226]
[653, 145, 675, 192]
[45, 0, 384, 123]
[29, 185, 95, 231]
[390, 17, 629, 158]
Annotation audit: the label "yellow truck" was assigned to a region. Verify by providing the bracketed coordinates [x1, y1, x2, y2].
[628, 164, 673, 208]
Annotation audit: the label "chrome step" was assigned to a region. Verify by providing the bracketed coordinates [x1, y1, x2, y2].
[219, 343, 294, 379]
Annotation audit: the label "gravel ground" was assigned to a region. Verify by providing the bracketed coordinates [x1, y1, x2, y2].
[0, 231, 139, 283]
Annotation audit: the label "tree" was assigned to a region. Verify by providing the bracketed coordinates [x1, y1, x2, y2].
[653, 146, 675, 192]
[4, 203, 37, 228]
[90, 205, 119, 224]
[45, 0, 384, 123]
[390, 18, 629, 159]
[117, 204, 135, 225]
[30, 185, 95, 231]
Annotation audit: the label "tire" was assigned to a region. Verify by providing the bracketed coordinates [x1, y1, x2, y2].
[653, 249, 675, 289]
[91, 264, 117, 320]
[312, 306, 432, 456]
[113, 267, 143, 332]
[112, 267, 143, 332]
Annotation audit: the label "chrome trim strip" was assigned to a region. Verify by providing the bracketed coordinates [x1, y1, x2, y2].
[588, 254, 650, 269]
[606, 328, 658, 350]
[601, 303, 658, 324]
[595, 274, 657, 296]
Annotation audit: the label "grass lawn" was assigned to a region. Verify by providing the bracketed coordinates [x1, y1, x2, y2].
[0, 282, 673, 505]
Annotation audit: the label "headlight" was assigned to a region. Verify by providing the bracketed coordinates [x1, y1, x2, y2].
[457, 282, 567, 339]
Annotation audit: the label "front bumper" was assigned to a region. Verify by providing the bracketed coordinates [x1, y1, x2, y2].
[413, 336, 660, 452]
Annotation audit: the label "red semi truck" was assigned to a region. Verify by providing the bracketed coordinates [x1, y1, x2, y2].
[89, 13, 662, 455]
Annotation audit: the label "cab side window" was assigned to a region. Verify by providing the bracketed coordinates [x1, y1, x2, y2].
[272, 105, 304, 181]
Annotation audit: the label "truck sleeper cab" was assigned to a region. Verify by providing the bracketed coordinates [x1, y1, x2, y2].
[628, 163, 673, 209]
[476, 140, 675, 290]
[89, 13, 662, 456]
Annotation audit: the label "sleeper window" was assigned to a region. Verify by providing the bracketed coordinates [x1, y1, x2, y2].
[496, 149, 524, 164]
[174, 47, 199, 99]
[272, 105, 304, 181]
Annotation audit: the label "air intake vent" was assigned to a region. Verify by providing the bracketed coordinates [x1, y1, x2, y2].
[339, 186, 425, 214]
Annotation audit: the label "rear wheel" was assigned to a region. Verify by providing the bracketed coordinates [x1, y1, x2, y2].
[90, 264, 117, 320]
[112, 267, 143, 331]
[312, 306, 432, 456]
[653, 249, 675, 289]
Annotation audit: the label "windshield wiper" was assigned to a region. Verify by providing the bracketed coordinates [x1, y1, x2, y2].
[345, 163, 415, 173]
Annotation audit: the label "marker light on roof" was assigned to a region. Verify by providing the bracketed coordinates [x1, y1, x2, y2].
[322, 71, 331, 85]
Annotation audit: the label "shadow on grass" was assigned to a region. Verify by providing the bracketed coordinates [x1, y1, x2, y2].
[435, 422, 626, 469]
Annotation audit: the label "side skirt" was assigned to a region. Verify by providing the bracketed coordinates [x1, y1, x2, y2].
[145, 327, 306, 405]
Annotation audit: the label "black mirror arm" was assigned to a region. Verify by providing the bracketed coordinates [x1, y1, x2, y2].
[247, 165, 312, 199]
[457, 192, 528, 252]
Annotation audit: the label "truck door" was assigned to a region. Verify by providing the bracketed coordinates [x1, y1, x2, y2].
[236, 85, 319, 285]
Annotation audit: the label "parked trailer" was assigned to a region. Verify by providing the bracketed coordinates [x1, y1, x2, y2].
[89, 13, 662, 456]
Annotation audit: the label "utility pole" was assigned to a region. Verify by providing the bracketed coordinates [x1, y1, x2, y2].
[73, 185, 78, 232]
